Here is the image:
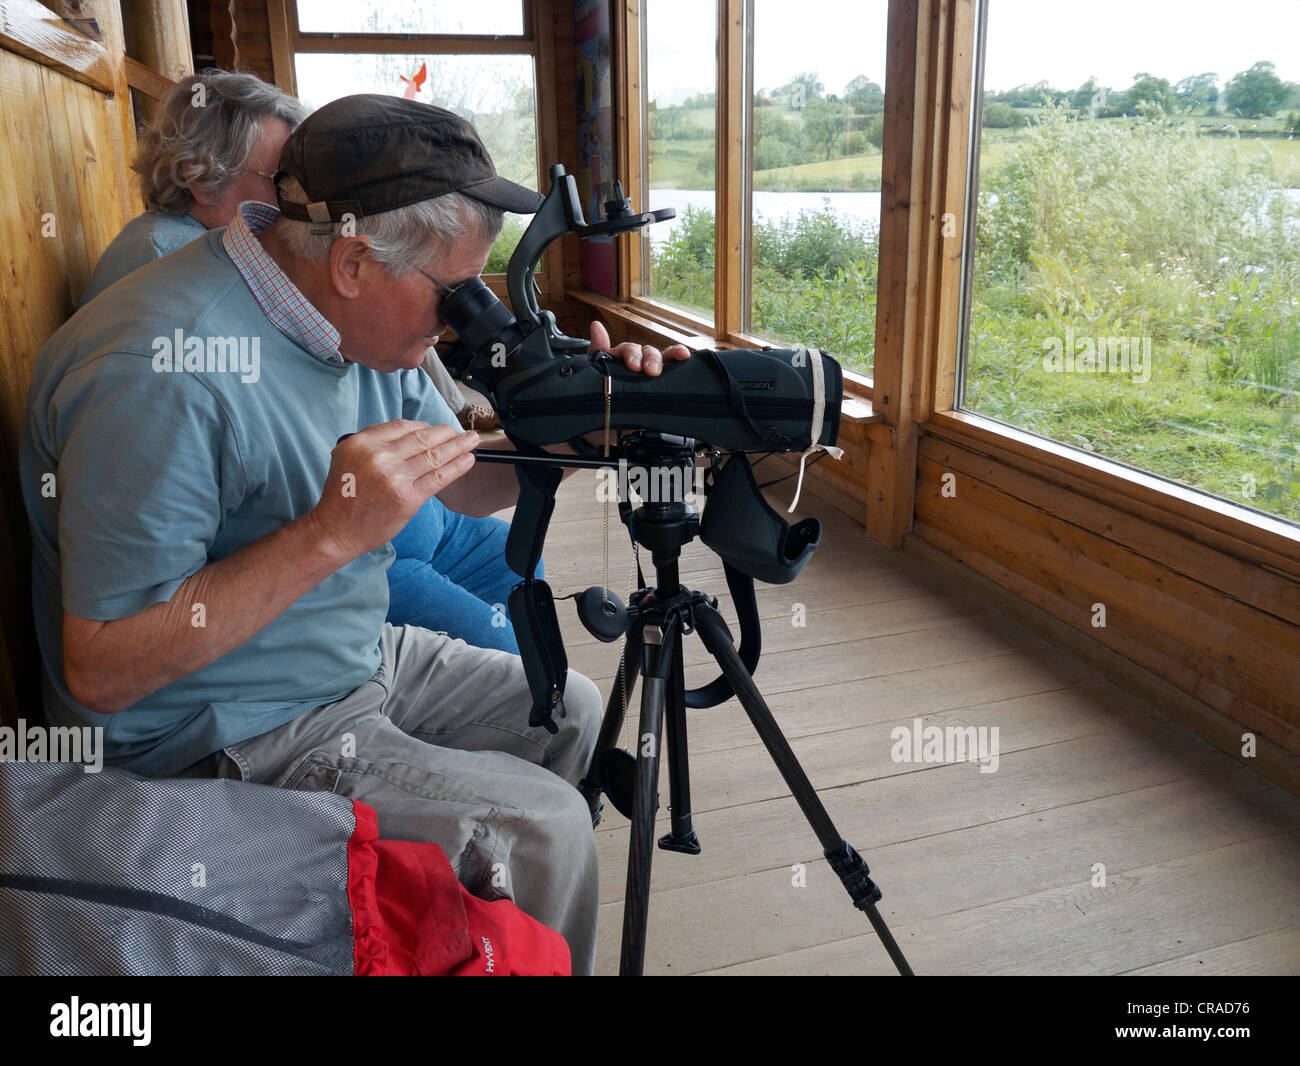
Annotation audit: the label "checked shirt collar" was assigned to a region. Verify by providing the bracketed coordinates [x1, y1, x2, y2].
[223, 200, 346, 367]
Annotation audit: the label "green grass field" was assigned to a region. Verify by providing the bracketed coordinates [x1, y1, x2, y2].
[653, 118, 1300, 192]
[645, 108, 1300, 525]
[978, 124, 1300, 185]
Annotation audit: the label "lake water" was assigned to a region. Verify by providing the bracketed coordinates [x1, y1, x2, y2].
[646, 189, 882, 245]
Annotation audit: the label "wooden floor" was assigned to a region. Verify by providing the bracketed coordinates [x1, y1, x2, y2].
[536, 468, 1300, 976]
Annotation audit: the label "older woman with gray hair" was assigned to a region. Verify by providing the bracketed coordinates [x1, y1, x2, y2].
[81, 69, 305, 303]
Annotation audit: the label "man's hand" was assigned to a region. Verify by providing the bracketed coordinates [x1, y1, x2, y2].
[309, 419, 478, 560]
[588, 320, 691, 376]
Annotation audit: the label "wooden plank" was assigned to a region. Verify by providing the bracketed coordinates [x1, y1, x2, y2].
[922, 436, 1300, 627]
[917, 455, 1300, 661]
[906, 528, 1300, 793]
[37, 62, 90, 314]
[0, 55, 38, 727]
[714, 0, 743, 339]
[535, 0, 563, 301]
[915, 482, 1300, 730]
[123, 54, 172, 101]
[594, 683, 1153, 852]
[912, 513, 1300, 756]
[611, 0, 641, 300]
[929, 409, 1300, 581]
[865, 0, 924, 546]
[595, 730, 1274, 974]
[0, 52, 62, 363]
[693, 831, 1300, 976]
[596, 745, 1299, 911]
[927, 0, 974, 416]
[910, 0, 946, 425]
[1123, 927, 1300, 976]
[915, 473, 1300, 718]
[291, 34, 535, 55]
[265, 0, 297, 95]
[0, 0, 113, 93]
[64, 77, 129, 268]
[76, 0, 136, 223]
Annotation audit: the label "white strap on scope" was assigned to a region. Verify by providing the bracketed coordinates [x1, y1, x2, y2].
[788, 347, 844, 513]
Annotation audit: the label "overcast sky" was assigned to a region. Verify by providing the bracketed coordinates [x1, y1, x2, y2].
[648, 0, 1300, 103]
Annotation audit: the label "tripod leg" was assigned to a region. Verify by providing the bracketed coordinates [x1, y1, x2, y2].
[619, 622, 676, 976]
[659, 629, 700, 854]
[579, 628, 643, 821]
[692, 603, 915, 977]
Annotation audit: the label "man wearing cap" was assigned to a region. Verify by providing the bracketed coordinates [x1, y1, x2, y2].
[21, 94, 689, 976]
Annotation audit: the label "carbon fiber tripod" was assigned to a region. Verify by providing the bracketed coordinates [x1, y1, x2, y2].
[576, 494, 915, 977]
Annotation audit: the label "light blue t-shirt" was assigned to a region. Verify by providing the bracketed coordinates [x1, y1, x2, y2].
[79, 210, 207, 304]
[21, 229, 457, 776]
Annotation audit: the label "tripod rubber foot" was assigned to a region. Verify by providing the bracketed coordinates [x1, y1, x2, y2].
[658, 829, 701, 855]
[825, 840, 883, 909]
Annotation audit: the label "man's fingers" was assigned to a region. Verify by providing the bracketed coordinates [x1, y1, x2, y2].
[413, 448, 476, 492]
[588, 320, 612, 353]
[603, 340, 694, 377]
[391, 423, 471, 461]
[396, 430, 479, 478]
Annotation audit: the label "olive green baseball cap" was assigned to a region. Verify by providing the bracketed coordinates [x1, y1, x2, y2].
[276, 93, 542, 223]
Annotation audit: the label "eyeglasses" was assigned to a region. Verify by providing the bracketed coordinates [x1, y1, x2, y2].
[417, 267, 457, 300]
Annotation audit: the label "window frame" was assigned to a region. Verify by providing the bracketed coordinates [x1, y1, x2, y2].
[616, 0, 877, 396]
[929, 0, 1300, 566]
[265, 0, 562, 301]
[610, 0, 1300, 564]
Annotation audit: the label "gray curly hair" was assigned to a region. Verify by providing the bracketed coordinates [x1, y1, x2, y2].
[134, 69, 306, 214]
[273, 175, 505, 276]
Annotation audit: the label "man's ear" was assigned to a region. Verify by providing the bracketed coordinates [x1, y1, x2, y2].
[330, 236, 370, 299]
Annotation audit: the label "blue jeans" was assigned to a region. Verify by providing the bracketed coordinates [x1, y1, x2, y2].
[386, 496, 541, 653]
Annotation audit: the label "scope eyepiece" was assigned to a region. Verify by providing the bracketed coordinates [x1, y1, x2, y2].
[440, 277, 520, 355]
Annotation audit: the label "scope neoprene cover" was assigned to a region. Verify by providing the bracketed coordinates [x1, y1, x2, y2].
[486, 347, 842, 454]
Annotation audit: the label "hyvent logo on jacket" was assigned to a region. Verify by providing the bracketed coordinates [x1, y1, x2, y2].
[49, 998, 151, 1046]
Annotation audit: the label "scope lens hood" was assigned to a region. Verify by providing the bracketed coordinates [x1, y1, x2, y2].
[699, 453, 821, 585]
[440, 277, 517, 354]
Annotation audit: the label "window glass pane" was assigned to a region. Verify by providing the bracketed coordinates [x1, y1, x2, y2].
[748, 0, 888, 377]
[962, 0, 1300, 525]
[296, 0, 525, 36]
[293, 53, 539, 269]
[643, 0, 717, 319]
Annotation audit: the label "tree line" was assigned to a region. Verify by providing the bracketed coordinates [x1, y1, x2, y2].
[984, 62, 1300, 128]
[650, 71, 887, 170]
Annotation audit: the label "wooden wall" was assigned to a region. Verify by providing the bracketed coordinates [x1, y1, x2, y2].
[0, 0, 141, 725]
[911, 424, 1300, 765]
